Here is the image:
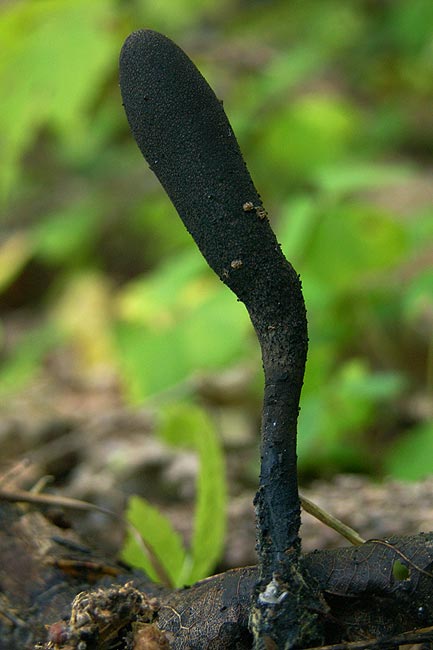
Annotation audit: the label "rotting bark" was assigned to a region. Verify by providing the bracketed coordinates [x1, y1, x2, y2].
[119, 29, 323, 649]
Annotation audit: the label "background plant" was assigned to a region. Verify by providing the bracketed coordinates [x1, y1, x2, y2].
[1, 0, 432, 513]
[122, 403, 226, 586]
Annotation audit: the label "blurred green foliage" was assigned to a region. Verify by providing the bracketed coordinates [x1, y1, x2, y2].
[1, 0, 433, 488]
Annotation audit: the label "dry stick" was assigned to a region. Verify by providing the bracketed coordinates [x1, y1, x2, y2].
[119, 29, 324, 649]
[300, 494, 366, 546]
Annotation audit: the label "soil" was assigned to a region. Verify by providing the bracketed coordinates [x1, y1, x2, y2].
[2, 360, 433, 575]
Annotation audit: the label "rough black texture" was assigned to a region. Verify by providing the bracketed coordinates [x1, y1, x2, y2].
[119, 29, 322, 648]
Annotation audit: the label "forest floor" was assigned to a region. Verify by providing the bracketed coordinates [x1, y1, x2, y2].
[2, 352, 433, 577]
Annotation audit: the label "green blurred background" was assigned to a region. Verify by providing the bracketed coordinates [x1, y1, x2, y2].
[1, 0, 432, 482]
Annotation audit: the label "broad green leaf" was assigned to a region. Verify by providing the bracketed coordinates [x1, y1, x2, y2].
[121, 495, 187, 587]
[32, 203, 101, 266]
[115, 252, 250, 399]
[231, 45, 324, 136]
[130, 195, 191, 263]
[277, 195, 318, 263]
[385, 422, 433, 480]
[293, 204, 407, 293]
[298, 359, 404, 473]
[116, 250, 206, 326]
[0, 0, 117, 199]
[389, 0, 433, 54]
[257, 94, 360, 187]
[159, 404, 226, 584]
[114, 321, 188, 402]
[183, 288, 250, 370]
[314, 162, 414, 196]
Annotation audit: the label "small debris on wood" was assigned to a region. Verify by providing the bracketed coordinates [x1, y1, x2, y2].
[37, 582, 159, 649]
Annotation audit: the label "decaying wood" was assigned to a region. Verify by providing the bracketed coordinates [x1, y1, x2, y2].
[1, 500, 433, 649]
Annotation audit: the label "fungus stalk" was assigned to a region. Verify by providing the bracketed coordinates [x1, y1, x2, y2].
[119, 29, 324, 649]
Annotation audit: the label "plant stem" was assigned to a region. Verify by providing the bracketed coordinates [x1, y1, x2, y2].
[300, 494, 366, 546]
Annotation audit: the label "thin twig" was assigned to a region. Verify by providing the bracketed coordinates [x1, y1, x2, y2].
[0, 459, 31, 488]
[300, 494, 366, 546]
[0, 488, 115, 515]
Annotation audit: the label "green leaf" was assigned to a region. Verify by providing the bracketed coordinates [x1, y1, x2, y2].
[385, 422, 433, 481]
[314, 162, 414, 196]
[183, 287, 250, 370]
[298, 359, 404, 474]
[114, 321, 188, 401]
[159, 403, 226, 584]
[277, 195, 318, 263]
[257, 94, 359, 187]
[0, 0, 117, 199]
[32, 203, 101, 266]
[293, 204, 407, 293]
[121, 495, 187, 588]
[392, 559, 410, 581]
[117, 250, 206, 326]
[122, 404, 226, 586]
[0, 325, 60, 397]
[115, 251, 250, 400]
[389, 0, 433, 54]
